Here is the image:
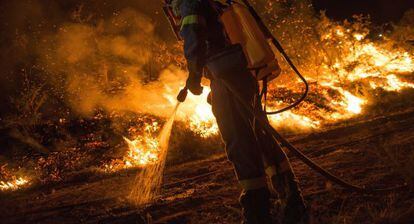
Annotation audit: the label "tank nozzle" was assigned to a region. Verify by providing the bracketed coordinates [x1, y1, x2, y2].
[177, 87, 188, 102]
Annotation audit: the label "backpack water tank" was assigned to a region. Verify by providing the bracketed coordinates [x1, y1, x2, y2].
[220, 3, 280, 81]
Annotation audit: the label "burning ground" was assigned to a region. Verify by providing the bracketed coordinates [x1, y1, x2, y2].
[1, 107, 414, 223]
[1, 0, 414, 223]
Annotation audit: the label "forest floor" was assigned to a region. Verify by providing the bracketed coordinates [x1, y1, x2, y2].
[1, 108, 414, 224]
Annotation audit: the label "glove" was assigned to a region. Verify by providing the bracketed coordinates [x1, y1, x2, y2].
[207, 91, 212, 105]
[186, 73, 203, 95]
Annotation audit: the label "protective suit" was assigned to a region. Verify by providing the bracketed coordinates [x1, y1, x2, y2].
[174, 0, 307, 223]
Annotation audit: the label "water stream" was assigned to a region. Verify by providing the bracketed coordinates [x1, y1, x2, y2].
[128, 103, 180, 205]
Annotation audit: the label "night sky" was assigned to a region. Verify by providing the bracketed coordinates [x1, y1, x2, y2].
[313, 0, 414, 23]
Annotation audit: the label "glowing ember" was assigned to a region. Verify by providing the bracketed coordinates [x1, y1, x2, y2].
[295, 18, 414, 123]
[343, 90, 365, 114]
[0, 177, 30, 191]
[329, 88, 366, 115]
[123, 136, 159, 167]
[269, 110, 320, 129]
[353, 33, 364, 41]
[129, 103, 179, 205]
[174, 20, 413, 132]
[106, 13, 414, 172]
[383, 74, 414, 92]
[318, 82, 367, 120]
[104, 122, 162, 172]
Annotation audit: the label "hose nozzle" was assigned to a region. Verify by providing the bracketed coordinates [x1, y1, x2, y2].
[177, 87, 188, 102]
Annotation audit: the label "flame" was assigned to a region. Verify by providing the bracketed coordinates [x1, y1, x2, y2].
[189, 102, 219, 137]
[121, 122, 161, 168]
[300, 21, 414, 122]
[269, 110, 321, 129]
[342, 90, 365, 114]
[323, 83, 367, 116]
[179, 85, 219, 138]
[175, 25, 413, 133]
[105, 13, 414, 171]
[353, 33, 365, 41]
[383, 74, 414, 92]
[0, 177, 30, 191]
[122, 136, 159, 167]
[104, 122, 161, 172]
[113, 24, 413, 170]
[340, 43, 414, 81]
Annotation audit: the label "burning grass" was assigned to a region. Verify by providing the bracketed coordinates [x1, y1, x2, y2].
[0, 165, 30, 192]
[0, 2, 413, 224]
[186, 87, 219, 138]
[0, 177, 30, 191]
[1, 0, 413, 204]
[128, 104, 179, 205]
[266, 28, 413, 129]
[103, 121, 161, 172]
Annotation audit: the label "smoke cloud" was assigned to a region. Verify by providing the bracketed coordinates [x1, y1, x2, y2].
[0, 0, 188, 120]
[37, 8, 184, 117]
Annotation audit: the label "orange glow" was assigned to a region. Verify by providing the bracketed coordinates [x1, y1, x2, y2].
[104, 122, 161, 172]
[269, 110, 321, 129]
[0, 177, 30, 191]
[104, 14, 414, 171]
[186, 87, 219, 137]
[123, 135, 159, 167]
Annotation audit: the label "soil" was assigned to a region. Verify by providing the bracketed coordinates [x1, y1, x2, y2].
[1, 110, 414, 224]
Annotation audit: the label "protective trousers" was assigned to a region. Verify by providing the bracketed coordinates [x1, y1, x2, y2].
[210, 68, 290, 191]
[209, 67, 306, 223]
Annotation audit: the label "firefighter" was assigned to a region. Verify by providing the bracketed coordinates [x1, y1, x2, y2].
[171, 0, 307, 223]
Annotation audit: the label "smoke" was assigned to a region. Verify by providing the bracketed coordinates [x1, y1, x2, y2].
[0, 0, 188, 120]
[1, 0, 413, 128]
[36, 7, 185, 117]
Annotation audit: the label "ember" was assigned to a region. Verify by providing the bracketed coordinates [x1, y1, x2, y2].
[104, 122, 161, 172]
[122, 122, 161, 167]
[129, 103, 179, 205]
[0, 1, 413, 223]
[269, 110, 321, 129]
[123, 136, 159, 167]
[168, 16, 414, 134]
[72, 11, 414, 176]
[0, 177, 30, 191]
[263, 15, 414, 126]
[383, 74, 414, 92]
[0, 165, 30, 191]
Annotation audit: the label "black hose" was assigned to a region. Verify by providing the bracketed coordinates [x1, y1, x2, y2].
[265, 38, 309, 114]
[239, 0, 309, 115]
[226, 2, 407, 192]
[220, 80, 408, 194]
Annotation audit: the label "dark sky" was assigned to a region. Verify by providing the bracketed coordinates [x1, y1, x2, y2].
[313, 0, 414, 23]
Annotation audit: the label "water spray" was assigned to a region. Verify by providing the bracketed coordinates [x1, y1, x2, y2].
[129, 96, 182, 206]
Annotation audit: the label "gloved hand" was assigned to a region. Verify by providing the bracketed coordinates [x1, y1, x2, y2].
[186, 73, 203, 95]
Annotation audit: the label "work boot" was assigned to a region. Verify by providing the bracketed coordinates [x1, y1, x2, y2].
[283, 193, 308, 224]
[281, 173, 308, 224]
[270, 174, 288, 200]
[240, 188, 273, 224]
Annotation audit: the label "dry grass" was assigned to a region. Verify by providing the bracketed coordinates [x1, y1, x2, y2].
[331, 139, 414, 224]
